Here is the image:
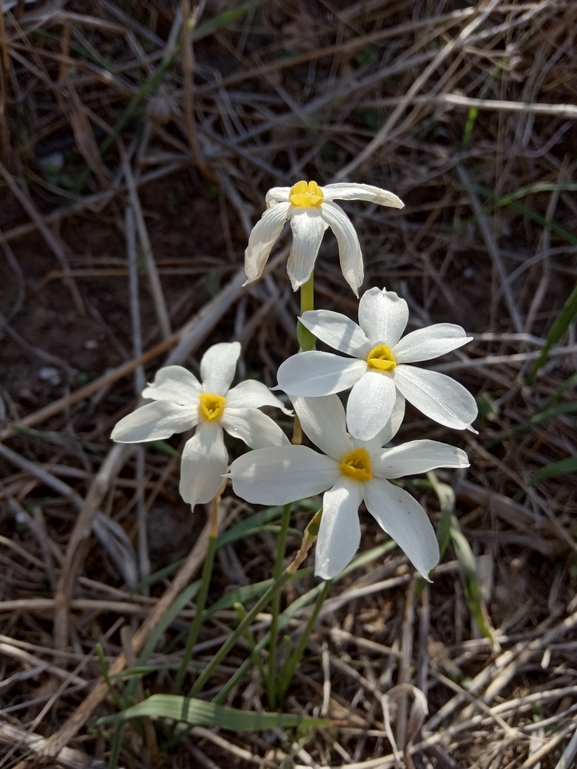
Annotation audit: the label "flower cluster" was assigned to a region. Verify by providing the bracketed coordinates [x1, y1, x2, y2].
[112, 179, 477, 582]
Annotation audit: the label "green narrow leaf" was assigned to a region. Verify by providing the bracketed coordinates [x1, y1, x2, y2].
[96, 695, 331, 731]
[531, 455, 577, 483]
[525, 280, 577, 384]
[203, 569, 313, 619]
[216, 505, 293, 548]
[450, 518, 496, 644]
[190, 2, 264, 42]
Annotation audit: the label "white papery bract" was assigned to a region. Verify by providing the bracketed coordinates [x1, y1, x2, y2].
[111, 342, 290, 508]
[229, 394, 469, 580]
[276, 287, 478, 441]
[244, 181, 404, 295]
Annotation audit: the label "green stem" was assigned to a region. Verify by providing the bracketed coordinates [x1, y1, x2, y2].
[189, 519, 318, 699]
[267, 503, 291, 708]
[234, 602, 267, 684]
[189, 568, 293, 698]
[297, 271, 316, 351]
[277, 580, 330, 701]
[172, 497, 220, 693]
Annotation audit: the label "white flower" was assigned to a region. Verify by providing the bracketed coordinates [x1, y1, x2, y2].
[229, 395, 469, 580]
[244, 181, 404, 295]
[276, 287, 478, 441]
[111, 342, 290, 508]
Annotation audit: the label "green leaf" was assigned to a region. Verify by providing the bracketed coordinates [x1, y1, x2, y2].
[96, 695, 331, 731]
[216, 505, 288, 548]
[450, 518, 496, 644]
[531, 455, 577, 483]
[525, 280, 577, 384]
[203, 569, 313, 619]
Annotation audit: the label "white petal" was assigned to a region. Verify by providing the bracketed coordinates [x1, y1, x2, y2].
[346, 371, 397, 442]
[361, 396, 406, 451]
[200, 342, 240, 396]
[364, 478, 439, 578]
[315, 478, 363, 580]
[265, 187, 290, 206]
[394, 324, 472, 364]
[319, 201, 363, 296]
[111, 401, 197, 443]
[229, 446, 339, 505]
[244, 202, 290, 283]
[292, 395, 352, 460]
[226, 380, 292, 414]
[322, 183, 404, 209]
[142, 365, 202, 404]
[372, 439, 469, 479]
[285, 208, 326, 290]
[277, 352, 366, 396]
[358, 287, 409, 346]
[394, 365, 478, 430]
[299, 310, 371, 358]
[179, 423, 228, 507]
[221, 407, 290, 449]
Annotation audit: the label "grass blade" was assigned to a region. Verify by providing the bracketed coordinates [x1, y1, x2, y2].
[450, 518, 496, 644]
[96, 695, 331, 731]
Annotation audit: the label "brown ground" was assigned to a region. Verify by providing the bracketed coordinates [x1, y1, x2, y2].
[1, 1, 577, 767]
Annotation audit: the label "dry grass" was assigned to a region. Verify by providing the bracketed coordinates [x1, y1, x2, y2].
[1, 0, 577, 767]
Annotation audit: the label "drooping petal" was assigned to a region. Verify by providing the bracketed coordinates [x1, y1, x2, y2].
[221, 407, 290, 449]
[372, 439, 469, 479]
[393, 365, 478, 429]
[226, 379, 292, 414]
[179, 423, 229, 507]
[286, 208, 326, 289]
[244, 202, 290, 283]
[292, 395, 352, 460]
[346, 370, 397, 441]
[229, 445, 339, 505]
[111, 401, 197, 443]
[322, 183, 404, 209]
[142, 365, 202, 404]
[393, 324, 472, 363]
[200, 342, 240, 396]
[265, 187, 290, 206]
[361, 396, 406, 451]
[315, 478, 363, 580]
[358, 287, 409, 347]
[318, 200, 363, 296]
[299, 310, 371, 358]
[277, 351, 366, 396]
[364, 478, 439, 578]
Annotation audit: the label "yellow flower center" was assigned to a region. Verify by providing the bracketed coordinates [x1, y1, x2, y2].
[340, 447, 373, 482]
[289, 180, 324, 208]
[199, 392, 226, 422]
[367, 344, 396, 372]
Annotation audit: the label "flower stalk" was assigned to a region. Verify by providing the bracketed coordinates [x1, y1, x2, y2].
[297, 271, 316, 351]
[172, 484, 223, 693]
[189, 515, 319, 699]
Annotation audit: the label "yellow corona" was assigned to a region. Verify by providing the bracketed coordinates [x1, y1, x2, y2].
[366, 343, 396, 372]
[289, 180, 324, 207]
[340, 448, 373, 482]
[199, 393, 226, 422]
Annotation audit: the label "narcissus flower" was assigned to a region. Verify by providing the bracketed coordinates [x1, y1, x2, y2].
[111, 342, 289, 508]
[229, 395, 469, 580]
[277, 287, 477, 441]
[244, 181, 404, 295]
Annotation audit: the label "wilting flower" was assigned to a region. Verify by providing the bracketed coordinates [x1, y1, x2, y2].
[276, 287, 477, 441]
[229, 395, 469, 579]
[111, 342, 290, 508]
[244, 181, 404, 295]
